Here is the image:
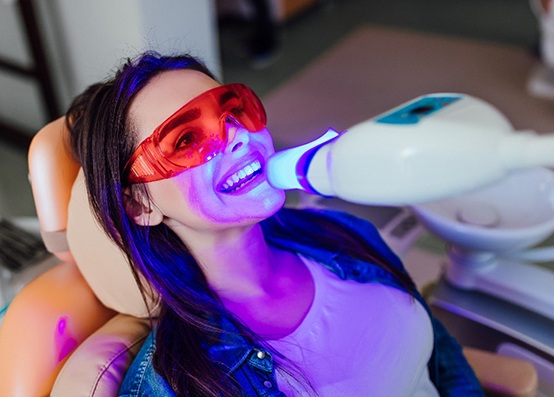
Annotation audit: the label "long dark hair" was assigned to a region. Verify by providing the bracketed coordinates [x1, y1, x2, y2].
[67, 52, 416, 396]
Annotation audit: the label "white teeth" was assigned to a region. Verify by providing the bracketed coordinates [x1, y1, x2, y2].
[222, 160, 262, 191]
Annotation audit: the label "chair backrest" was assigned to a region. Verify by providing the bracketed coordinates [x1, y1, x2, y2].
[19, 117, 157, 395]
[66, 169, 158, 317]
[30, 117, 158, 316]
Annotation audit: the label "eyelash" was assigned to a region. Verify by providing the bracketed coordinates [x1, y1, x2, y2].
[175, 131, 197, 149]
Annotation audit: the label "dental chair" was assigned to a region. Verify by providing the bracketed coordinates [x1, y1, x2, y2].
[0, 117, 156, 397]
[0, 118, 539, 396]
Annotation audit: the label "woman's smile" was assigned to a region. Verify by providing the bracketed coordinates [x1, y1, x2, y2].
[217, 152, 265, 194]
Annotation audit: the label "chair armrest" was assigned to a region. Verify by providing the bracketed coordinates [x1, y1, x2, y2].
[463, 347, 538, 397]
[0, 261, 115, 396]
[51, 314, 152, 397]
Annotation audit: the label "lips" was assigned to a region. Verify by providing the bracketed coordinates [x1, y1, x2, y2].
[217, 156, 264, 194]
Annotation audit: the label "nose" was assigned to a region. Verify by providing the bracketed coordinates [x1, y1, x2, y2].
[225, 121, 250, 153]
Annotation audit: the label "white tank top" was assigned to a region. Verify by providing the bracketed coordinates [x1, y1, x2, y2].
[268, 256, 439, 397]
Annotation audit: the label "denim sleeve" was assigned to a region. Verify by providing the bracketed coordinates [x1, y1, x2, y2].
[430, 318, 485, 397]
[118, 331, 176, 397]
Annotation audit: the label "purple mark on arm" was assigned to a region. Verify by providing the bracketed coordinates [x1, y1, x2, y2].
[55, 315, 79, 362]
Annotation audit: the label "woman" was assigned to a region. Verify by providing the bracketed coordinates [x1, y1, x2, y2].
[67, 52, 483, 396]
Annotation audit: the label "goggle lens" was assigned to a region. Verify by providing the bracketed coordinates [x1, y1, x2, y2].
[123, 84, 266, 184]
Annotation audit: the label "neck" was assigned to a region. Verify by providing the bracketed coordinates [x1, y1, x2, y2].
[188, 224, 276, 298]
[176, 222, 313, 339]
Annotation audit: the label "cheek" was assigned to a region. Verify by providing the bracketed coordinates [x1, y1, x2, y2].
[149, 168, 219, 220]
[259, 192, 286, 220]
[147, 175, 192, 214]
[257, 129, 275, 152]
[178, 175, 217, 217]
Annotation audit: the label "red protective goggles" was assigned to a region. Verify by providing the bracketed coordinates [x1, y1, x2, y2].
[123, 83, 267, 184]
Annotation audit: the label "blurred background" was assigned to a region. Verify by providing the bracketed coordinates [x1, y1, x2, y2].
[0, 0, 543, 218]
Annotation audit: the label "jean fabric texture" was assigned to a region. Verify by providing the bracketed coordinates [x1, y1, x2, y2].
[118, 208, 484, 396]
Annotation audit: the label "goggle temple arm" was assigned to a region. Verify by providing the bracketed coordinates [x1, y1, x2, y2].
[123, 141, 172, 184]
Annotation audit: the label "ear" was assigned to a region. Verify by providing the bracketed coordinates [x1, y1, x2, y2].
[122, 187, 164, 226]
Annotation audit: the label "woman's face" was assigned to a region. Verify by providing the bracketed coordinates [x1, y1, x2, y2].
[127, 69, 286, 237]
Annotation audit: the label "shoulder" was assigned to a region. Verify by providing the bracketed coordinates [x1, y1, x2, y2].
[119, 330, 176, 396]
[275, 207, 385, 238]
[276, 206, 368, 222]
[277, 207, 403, 262]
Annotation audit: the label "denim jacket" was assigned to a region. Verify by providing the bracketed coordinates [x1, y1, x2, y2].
[119, 208, 484, 396]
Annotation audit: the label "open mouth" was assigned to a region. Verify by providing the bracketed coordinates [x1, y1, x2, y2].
[218, 159, 263, 193]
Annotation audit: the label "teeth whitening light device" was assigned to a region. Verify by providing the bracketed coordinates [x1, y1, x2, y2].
[267, 93, 554, 320]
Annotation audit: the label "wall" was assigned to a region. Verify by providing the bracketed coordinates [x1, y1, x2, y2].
[0, 0, 220, 135]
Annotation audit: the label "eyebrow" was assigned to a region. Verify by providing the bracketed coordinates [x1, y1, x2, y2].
[219, 91, 240, 106]
[158, 107, 201, 139]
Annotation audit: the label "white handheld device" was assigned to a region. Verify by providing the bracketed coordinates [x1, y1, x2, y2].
[267, 93, 554, 205]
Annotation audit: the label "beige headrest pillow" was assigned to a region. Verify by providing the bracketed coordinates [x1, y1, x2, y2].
[67, 170, 159, 318]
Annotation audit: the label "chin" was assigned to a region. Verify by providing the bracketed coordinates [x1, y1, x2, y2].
[251, 187, 286, 221]
[266, 190, 287, 213]
[216, 182, 286, 224]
